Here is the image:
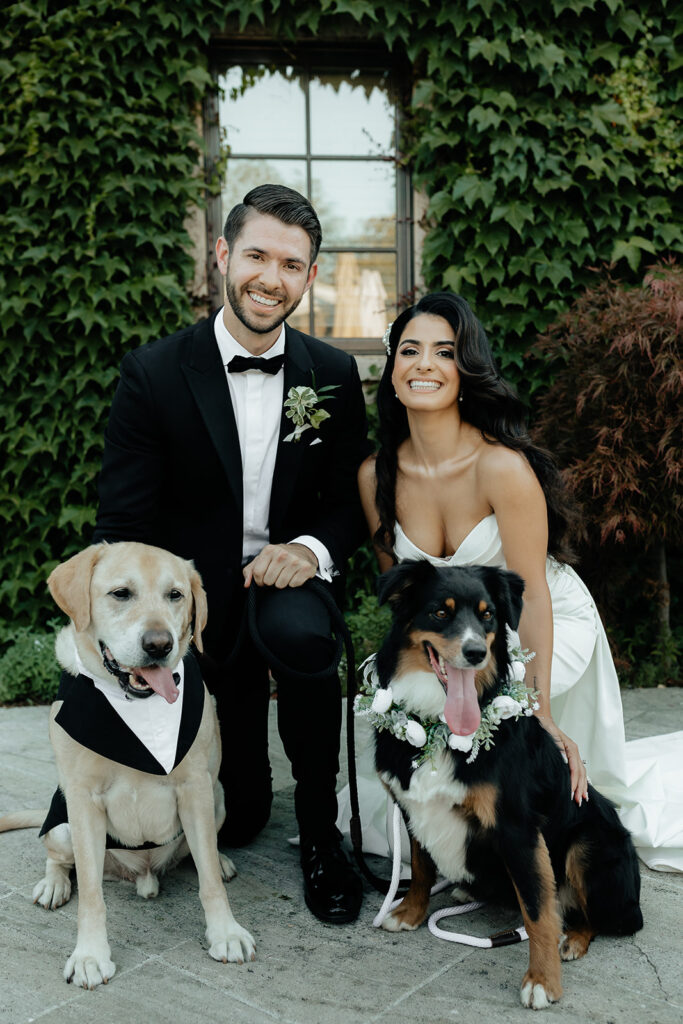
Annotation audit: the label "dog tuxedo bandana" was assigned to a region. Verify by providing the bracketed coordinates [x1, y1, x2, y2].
[40, 653, 205, 845]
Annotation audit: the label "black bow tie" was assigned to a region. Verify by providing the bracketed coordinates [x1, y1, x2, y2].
[227, 354, 285, 375]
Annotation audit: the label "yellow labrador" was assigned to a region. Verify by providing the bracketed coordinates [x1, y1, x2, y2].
[1, 541, 254, 988]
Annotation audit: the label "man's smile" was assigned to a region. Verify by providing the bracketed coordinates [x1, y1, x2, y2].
[248, 291, 280, 308]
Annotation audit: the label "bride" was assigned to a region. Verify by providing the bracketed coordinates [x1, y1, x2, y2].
[337, 291, 682, 872]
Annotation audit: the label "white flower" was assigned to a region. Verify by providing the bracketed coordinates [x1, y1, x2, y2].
[532, 700, 540, 711]
[448, 732, 475, 752]
[490, 695, 523, 723]
[508, 660, 526, 683]
[405, 720, 427, 747]
[371, 687, 393, 714]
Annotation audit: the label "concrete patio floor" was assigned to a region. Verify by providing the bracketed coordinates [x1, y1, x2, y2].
[1, 687, 681, 1024]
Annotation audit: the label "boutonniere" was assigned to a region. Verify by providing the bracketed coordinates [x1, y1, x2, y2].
[283, 377, 339, 443]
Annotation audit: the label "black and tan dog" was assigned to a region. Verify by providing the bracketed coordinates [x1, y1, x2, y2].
[372, 560, 642, 1010]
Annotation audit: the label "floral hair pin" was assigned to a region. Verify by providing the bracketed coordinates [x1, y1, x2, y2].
[382, 321, 394, 355]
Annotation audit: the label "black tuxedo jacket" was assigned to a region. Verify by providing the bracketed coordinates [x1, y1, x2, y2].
[94, 312, 371, 657]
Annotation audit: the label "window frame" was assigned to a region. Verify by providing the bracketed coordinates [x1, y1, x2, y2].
[204, 41, 413, 355]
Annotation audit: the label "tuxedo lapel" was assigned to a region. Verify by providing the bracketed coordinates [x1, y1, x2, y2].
[180, 313, 243, 522]
[269, 326, 316, 538]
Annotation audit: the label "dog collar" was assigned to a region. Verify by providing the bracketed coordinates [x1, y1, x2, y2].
[354, 652, 539, 768]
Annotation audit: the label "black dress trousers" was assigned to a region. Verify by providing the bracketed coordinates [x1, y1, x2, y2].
[200, 581, 341, 847]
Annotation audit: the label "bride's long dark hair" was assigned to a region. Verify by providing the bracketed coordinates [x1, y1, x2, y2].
[374, 292, 578, 562]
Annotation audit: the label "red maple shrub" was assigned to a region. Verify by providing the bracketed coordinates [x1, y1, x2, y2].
[532, 260, 682, 680]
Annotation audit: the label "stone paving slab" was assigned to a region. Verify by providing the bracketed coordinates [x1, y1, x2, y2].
[0, 691, 681, 1024]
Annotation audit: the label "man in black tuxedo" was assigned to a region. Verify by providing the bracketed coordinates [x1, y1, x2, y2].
[93, 184, 370, 923]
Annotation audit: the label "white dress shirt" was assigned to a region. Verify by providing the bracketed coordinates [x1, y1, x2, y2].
[214, 310, 334, 579]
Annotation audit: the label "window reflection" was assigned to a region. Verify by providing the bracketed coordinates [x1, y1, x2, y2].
[309, 73, 394, 155]
[315, 252, 396, 339]
[219, 67, 305, 154]
[311, 160, 396, 248]
[222, 158, 307, 223]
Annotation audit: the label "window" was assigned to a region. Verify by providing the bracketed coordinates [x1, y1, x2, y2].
[205, 51, 412, 354]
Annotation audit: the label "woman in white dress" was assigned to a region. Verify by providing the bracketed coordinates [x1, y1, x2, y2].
[337, 291, 682, 872]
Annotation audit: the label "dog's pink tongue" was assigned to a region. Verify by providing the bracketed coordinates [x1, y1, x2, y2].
[133, 666, 179, 704]
[443, 666, 480, 735]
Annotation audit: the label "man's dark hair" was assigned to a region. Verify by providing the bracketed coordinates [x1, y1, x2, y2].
[222, 184, 322, 265]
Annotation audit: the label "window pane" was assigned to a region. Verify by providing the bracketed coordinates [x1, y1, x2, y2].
[218, 67, 306, 155]
[221, 158, 307, 230]
[310, 72, 394, 156]
[312, 161, 396, 248]
[313, 252, 396, 338]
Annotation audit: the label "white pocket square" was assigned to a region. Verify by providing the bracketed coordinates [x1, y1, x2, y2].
[309, 437, 323, 447]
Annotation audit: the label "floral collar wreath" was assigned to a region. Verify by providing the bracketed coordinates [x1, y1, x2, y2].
[354, 648, 538, 768]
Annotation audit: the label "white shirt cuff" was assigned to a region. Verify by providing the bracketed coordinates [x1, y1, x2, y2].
[290, 536, 337, 582]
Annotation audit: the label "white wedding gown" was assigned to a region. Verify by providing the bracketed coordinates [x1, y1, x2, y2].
[336, 514, 683, 872]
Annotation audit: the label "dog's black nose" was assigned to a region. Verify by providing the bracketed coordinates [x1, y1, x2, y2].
[462, 642, 487, 666]
[141, 629, 173, 659]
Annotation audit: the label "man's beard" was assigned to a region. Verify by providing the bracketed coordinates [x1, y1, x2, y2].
[225, 276, 304, 336]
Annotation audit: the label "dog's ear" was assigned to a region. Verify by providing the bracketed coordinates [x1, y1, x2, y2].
[47, 544, 107, 632]
[486, 568, 525, 630]
[377, 559, 436, 609]
[189, 565, 208, 653]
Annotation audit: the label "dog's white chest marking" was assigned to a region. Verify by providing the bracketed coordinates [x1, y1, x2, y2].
[382, 753, 474, 884]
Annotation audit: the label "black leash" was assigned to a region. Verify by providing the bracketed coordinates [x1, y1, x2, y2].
[229, 578, 407, 896]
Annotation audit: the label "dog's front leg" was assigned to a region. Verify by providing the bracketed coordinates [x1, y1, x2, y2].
[62, 788, 115, 988]
[382, 835, 436, 932]
[177, 775, 255, 964]
[504, 832, 562, 1010]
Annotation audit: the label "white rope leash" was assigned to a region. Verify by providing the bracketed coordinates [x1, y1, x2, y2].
[373, 800, 528, 948]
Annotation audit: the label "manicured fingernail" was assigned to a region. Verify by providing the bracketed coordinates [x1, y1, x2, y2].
[570, 790, 575, 801]
[578, 797, 582, 807]
[562, 752, 568, 763]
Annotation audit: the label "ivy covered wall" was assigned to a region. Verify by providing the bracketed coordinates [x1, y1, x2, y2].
[1, 0, 680, 631]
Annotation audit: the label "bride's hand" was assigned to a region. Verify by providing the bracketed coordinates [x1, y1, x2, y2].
[535, 715, 588, 805]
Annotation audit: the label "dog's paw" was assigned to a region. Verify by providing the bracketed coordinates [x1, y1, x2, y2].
[219, 853, 237, 881]
[64, 946, 116, 989]
[33, 873, 71, 910]
[450, 885, 476, 904]
[520, 974, 561, 1010]
[135, 871, 159, 899]
[381, 905, 424, 932]
[207, 921, 256, 964]
[559, 928, 592, 961]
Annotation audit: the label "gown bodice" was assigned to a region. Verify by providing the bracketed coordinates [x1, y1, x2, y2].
[393, 514, 505, 568]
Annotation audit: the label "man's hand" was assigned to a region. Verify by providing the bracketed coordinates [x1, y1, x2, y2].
[243, 543, 318, 589]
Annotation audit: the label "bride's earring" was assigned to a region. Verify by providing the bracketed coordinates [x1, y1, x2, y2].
[458, 390, 464, 403]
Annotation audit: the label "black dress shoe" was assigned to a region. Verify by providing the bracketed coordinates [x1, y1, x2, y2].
[300, 836, 363, 923]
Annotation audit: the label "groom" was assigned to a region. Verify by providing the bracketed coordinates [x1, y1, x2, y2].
[93, 184, 370, 923]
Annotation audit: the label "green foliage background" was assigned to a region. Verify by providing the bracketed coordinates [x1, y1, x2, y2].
[1, 0, 681, 659]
